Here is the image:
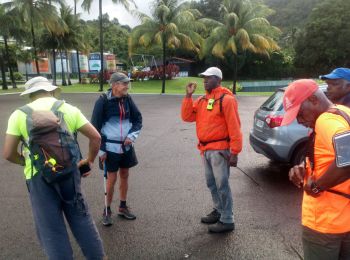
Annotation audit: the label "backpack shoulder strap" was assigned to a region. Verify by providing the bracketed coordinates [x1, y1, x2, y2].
[51, 100, 67, 130]
[101, 93, 108, 100]
[219, 93, 226, 113]
[125, 94, 132, 112]
[197, 95, 207, 107]
[100, 93, 108, 104]
[18, 105, 34, 145]
[17, 105, 35, 176]
[18, 104, 33, 116]
[100, 93, 108, 112]
[198, 94, 226, 112]
[51, 100, 65, 113]
[328, 107, 350, 126]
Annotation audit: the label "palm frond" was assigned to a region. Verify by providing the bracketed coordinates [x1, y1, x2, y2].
[212, 41, 226, 59]
[225, 12, 239, 29]
[165, 22, 178, 34]
[226, 36, 237, 55]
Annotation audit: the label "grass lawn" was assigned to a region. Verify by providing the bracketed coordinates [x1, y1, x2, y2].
[0, 77, 273, 96]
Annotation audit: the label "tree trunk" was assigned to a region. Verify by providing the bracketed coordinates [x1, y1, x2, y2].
[30, 15, 40, 75]
[161, 33, 166, 94]
[52, 48, 57, 85]
[76, 50, 81, 83]
[0, 48, 8, 90]
[98, 0, 104, 92]
[74, 1, 82, 84]
[65, 50, 71, 85]
[25, 63, 28, 81]
[60, 51, 67, 86]
[4, 36, 17, 88]
[232, 55, 238, 94]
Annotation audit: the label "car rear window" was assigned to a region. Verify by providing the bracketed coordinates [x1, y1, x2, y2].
[260, 90, 284, 112]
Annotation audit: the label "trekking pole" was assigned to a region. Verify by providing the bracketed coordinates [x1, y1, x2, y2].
[218, 152, 262, 190]
[103, 161, 108, 217]
[235, 166, 262, 189]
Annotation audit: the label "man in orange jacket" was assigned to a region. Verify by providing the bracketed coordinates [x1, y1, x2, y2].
[181, 67, 242, 233]
[283, 79, 350, 259]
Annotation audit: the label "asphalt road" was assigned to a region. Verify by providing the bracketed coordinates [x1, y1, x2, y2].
[0, 93, 303, 260]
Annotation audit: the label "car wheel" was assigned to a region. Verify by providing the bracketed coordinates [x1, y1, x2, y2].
[291, 145, 307, 166]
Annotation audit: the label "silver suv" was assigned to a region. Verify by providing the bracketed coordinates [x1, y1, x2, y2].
[249, 85, 327, 166]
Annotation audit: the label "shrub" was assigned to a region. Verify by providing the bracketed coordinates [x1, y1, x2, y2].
[222, 82, 242, 92]
[131, 64, 180, 81]
[6, 72, 23, 81]
[13, 72, 23, 81]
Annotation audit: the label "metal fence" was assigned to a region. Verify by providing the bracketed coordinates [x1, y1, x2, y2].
[240, 80, 292, 92]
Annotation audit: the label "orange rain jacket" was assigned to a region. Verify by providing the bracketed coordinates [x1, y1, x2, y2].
[181, 86, 242, 154]
[303, 105, 350, 234]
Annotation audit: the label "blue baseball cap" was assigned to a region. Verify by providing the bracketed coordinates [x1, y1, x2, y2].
[320, 68, 350, 81]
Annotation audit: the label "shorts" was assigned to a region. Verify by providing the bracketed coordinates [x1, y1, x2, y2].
[105, 146, 138, 172]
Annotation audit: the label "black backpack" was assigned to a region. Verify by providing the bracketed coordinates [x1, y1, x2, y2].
[20, 100, 81, 183]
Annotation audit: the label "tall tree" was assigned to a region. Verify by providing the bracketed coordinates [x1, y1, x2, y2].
[73, 0, 82, 83]
[39, 5, 85, 86]
[57, 5, 85, 85]
[202, 0, 280, 93]
[0, 47, 8, 90]
[3, 0, 64, 75]
[192, 0, 224, 22]
[38, 30, 60, 85]
[130, 0, 204, 93]
[294, 0, 350, 74]
[83, 16, 129, 63]
[59, 50, 67, 85]
[80, 0, 135, 91]
[16, 48, 33, 81]
[0, 5, 26, 88]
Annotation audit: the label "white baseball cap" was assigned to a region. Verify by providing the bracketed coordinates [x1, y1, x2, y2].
[199, 67, 223, 79]
[21, 76, 59, 96]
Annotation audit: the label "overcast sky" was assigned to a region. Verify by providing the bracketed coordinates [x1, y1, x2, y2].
[71, 0, 152, 28]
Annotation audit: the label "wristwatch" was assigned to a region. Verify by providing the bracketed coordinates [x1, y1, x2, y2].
[310, 181, 323, 195]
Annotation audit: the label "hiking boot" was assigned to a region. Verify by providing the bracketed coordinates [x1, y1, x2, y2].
[201, 209, 221, 224]
[208, 221, 235, 233]
[118, 207, 136, 220]
[102, 207, 113, 226]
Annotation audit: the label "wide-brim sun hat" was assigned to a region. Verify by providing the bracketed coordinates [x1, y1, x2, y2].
[21, 76, 59, 96]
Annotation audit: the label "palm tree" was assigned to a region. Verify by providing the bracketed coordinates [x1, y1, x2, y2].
[130, 0, 204, 93]
[59, 51, 67, 85]
[39, 5, 84, 86]
[16, 48, 33, 81]
[73, 0, 82, 83]
[0, 4, 26, 88]
[0, 47, 8, 90]
[2, 37, 17, 89]
[57, 5, 85, 86]
[79, 0, 135, 91]
[203, 0, 280, 93]
[38, 30, 60, 85]
[3, 0, 65, 75]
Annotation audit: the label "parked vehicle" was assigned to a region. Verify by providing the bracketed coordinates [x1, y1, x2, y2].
[249, 85, 327, 166]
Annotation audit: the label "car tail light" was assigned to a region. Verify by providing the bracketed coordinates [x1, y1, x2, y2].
[265, 114, 283, 128]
